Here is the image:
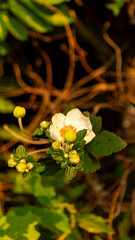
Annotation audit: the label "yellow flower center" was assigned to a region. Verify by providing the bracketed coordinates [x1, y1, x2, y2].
[60, 125, 77, 137]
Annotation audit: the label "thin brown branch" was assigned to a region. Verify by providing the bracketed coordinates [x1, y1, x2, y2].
[103, 22, 124, 96]
[3, 124, 50, 145]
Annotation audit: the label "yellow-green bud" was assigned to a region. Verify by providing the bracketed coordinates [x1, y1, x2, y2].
[40, 121, 50, 129]
[13, 106, 26, 118]
[69, 152, 80, 165]
[64, 153, 69, 158]
[27, 162, 33, 170]
[64, 130, 76, 143]
[20, 159, 26, 163]
[69, 150, 77, 156]
[52, 141, 62, 149]
[8, 159, 17, 167]
[16, 162, 27, 173]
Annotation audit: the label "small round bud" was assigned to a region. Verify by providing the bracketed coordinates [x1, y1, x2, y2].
[64, 130, 76, 143]
[40, 121, 50, 129]
[13, 106, 26, 118]
[64, 153, 69, 158]
[52, 141, 62, 149]
[20, 159, 26, 163]
[16, 162, 27, 173]
[26, 162, 33, 170]
[69, 152, 80, 165]
[8, 159, 17, 167]
[69, 150, 77, 157]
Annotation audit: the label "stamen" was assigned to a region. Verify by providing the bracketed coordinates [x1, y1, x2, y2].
[60, 125, 77, 137]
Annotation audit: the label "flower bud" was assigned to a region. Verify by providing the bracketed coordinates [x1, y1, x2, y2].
[64, 130, 76, 143]
[8, 158, 17, 167]
[69, 150, 77, 156]
[27, 162, 33, 170]
[13, 106, 26, 118]
[20, 159, 26, 163]
[64, 153, 69, 158]
[52, 141, 62, 149]
[40, 121, 50, 129]
[69, 152, 80, 165]
[16, 162, 27, 173]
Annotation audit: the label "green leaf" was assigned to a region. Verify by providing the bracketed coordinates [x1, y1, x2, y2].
[13, 174, 32, 194]
[29, 176, 56, 206]
[0, 207, 40, 240]
[106, 0, 124, 16]
[67, 183, 87, 199]
[41, 162, 61, 176]
[51, 149, 64, 162]
[66, 228, 82, 240]
[34, 0, 70, 5]
[0, 13, 7, 41]
[75, 129, 87, 143]
[0, 41, 10, 56]
[77, 213, 114, 234]
[63, 103, 76, 115]
[86, 131, 127, 156]
[44, 4, 74, 26]
[32, 163, 45, 175]
[83, 111, 90, 117]
[0, 98, 14, 113]
[90, 116, 102, 134]
[33, 128, 44, 136]
[121, 237, 132, 240]
[83, 151, 101, 173]
[0, 236, 14, 240]
[9, 0, 52, 33]
[15, 145, 28, 159]
[28, 206, 70, 233]
[1, 13, 29, 41]
[65, 166, 77, 180]
[20, 0, 73, 27]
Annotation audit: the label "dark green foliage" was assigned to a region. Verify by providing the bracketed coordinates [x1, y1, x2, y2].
[86, 131, 127, 156]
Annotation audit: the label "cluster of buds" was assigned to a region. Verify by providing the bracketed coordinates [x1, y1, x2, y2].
[52, 140, 80, 166]
[8, 155, 33, 173]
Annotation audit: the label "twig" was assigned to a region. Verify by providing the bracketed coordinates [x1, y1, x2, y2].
[28, 148, 49, 156]
[103, 22, 124, 96]
[18, 118, 31, 137]
[3, 124, 49, 145]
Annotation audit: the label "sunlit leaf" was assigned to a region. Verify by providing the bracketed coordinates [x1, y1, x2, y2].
[9, 0, 52, 33]
[1, 13, 29, 41]
[34, 0, 70, 5]
[77, 213, 114, 234]
[0, 13, 7, 41]
[0, 98, 14, 113]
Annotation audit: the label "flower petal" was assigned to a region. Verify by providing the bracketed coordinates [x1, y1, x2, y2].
[65, 108, 92, 132]
[52, 113, 65, 130]
[49, 124, 64, 142]
[84, 130, 95, 144]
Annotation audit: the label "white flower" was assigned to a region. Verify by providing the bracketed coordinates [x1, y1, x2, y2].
[49, 108, 95, 144]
